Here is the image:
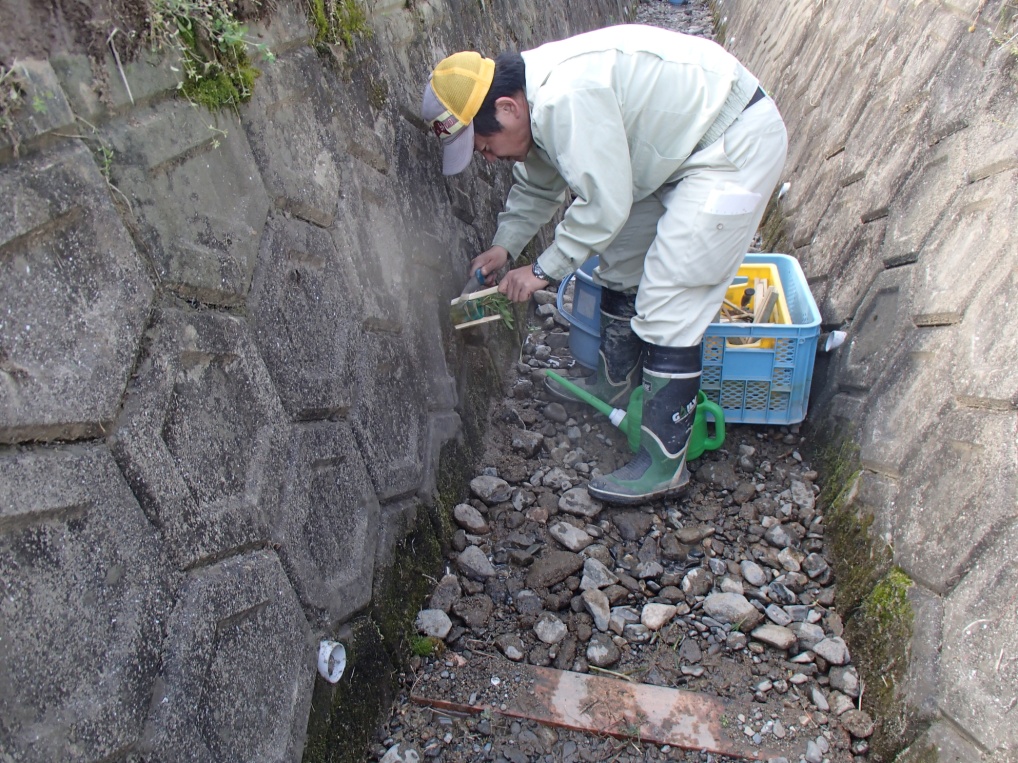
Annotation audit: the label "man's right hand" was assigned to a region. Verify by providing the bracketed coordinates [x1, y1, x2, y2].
[470, 246, 509, 286]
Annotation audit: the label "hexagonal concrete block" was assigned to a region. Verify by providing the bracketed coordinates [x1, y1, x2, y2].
[103, 100, 270, 305]
[0, 59, 74, 153]
[0, 445, 176, 762]
[0, 143, 154, 444]
[837, 266, 913, 392]
[894, 407, 1018, 593]
[858, 326, 956, 475]
[349, 330, 427, 501]
[142, 550, 313, 762]
[883, 145, 966, 264]
[911, 171, 1014, 323]
[940, 523, 1018, 753]
[248, 214, 360, 419]
[275, 421, 380, 624]
[111, 309, 288, 569]
[955, 260, 1018, 405]
[240, 47, 348, 229]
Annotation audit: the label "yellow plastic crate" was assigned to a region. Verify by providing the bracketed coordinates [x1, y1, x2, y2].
[723, 263, 790, 349]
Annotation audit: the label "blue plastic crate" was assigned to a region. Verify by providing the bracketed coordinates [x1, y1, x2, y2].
[701, 254, 821, 425]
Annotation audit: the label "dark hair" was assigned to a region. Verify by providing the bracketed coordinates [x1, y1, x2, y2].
[474, 52, 526, 136]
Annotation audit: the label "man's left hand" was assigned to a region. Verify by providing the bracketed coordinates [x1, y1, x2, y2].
[499, 264, 548, 303]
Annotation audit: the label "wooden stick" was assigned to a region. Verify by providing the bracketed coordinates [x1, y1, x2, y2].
[450, 285, 501, 307]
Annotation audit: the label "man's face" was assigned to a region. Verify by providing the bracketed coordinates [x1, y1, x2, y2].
[473, 95, 532, 164]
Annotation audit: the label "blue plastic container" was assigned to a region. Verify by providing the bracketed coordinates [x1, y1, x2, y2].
[700, 253, 821, 425]
[556, 253, 821, 424]
[556, 256, 601, 369]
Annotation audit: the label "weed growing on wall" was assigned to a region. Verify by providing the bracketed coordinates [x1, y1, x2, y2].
[0, 64, 25, 155]
[991, 1, 1018, 55]
[147, 0, 275, 110]
[309, 0, 372, 48]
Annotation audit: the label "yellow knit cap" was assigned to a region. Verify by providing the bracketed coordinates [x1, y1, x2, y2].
[430, 51, 496, 124]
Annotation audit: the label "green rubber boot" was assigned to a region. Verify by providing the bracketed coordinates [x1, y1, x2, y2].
[546, 289, 643, 408]
[587, 344, 701, 505]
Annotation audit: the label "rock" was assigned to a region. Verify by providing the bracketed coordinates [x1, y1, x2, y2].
[581, 588, 611, 631]
[720, 576, 744, 595]
[732, 481, 757, 504]
[609, 606, 641, 635]
[776, 547, 803, 572]
[453, 503, 490, 534]
[579, 558, 618, 591]
[514, 589, 545, 615]
[681, 567, 714, 597]
[811, 686, 830, 712]
[526, 550, 584, 589]
[496, 633, 526, 661]
[558, 487, 602, 518]
[694, 460, 739, 490]
[830, 666, 860, 697]
[586, 633, 621, 668]
[790, 479, 815, 510]
[640, 603, 677, 630]
[511, 428, 545, 457]
[534, 614, 569, 645]
[765, 604, 792, 626]
[428, 574, 462, 613]
[660, 533, 691, 561]
[814, 637, 851, 665]
[542, 402, 569, 423]
[470, 475, 512, 505]
[549, 521, 593, 552]
[703, 592, 764, 630]
[452, 595, 493, 628]
[751, 623, 796, 651]
[840, 708, 875, 738]
[541, 467, 573, 491]
[763, 524, 797, 549]
[802, 552, 830, 579]
[789, 621, 826, 651]
[675, 524, 714, 544]
[829, 691, 856, 716]
[415, 609, 452, 639]
[677, 637, 703, 663]
[613, 511, 655, 541]
[635, 560, 664, 579]
[767, 581, 797, 605]
[458, 545, 496, 580]
[740, 559, 768, 587]
[804, 739, 823, 763]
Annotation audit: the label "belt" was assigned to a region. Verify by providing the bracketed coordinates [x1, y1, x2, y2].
[692, 86, 768, 154]
[744, 86, 767, 111]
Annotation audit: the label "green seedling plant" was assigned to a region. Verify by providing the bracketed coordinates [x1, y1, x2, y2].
[475, 293, 515, 330]
[147, 0, 275, 110]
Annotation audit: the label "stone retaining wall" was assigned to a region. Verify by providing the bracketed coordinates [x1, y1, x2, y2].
[716, 1, 1017, 760]
[0, 1, 635, 759]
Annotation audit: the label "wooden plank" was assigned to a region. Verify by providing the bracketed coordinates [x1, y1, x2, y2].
[411, 662, 779, 760]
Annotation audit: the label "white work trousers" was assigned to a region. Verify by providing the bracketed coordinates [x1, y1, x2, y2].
[593, 98, 788, 348]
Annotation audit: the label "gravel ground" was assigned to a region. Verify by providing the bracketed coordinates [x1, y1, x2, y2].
[369, 4, 873, 763]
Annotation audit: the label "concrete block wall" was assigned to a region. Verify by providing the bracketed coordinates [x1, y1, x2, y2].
[0, 0, 635, 759]
[716, 0, 1017, 759]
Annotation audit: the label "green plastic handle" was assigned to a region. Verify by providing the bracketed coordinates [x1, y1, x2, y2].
[698, 396, 725, 450]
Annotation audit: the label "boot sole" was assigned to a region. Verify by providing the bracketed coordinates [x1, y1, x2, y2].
[586, 480, 690, 505]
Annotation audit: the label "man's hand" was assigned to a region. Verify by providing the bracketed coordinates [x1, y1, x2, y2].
[469, 246, 509, 286]
[500, 264, 548, 303]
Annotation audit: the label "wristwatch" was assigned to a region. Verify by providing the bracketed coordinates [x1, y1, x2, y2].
[531, 260, 553, 283]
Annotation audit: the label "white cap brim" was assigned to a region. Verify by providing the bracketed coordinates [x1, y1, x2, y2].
[440, 122, 474, 175]
[421, 81, 475, 176]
